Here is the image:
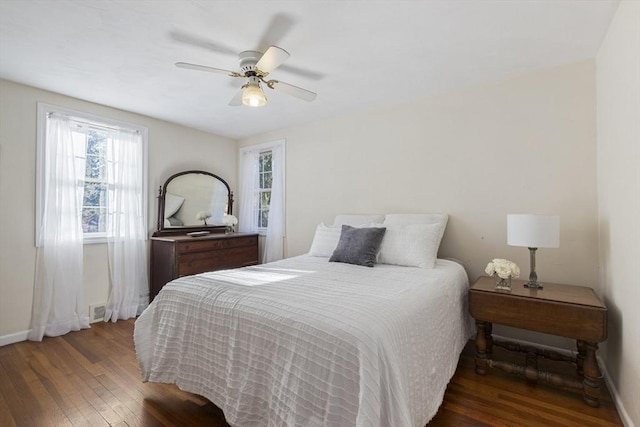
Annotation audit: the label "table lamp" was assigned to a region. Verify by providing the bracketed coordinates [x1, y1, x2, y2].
[507, 214, 560, 289]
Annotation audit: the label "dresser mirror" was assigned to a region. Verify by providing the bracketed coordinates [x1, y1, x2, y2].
[153, 170, 233, 236]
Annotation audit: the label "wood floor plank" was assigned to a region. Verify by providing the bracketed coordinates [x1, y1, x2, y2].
[0, 319, 624, 426]
[1, 344, 73, 426]
[0, 349, 36, 426]
[46, 356, 122, 426]
[34, 337, 117, 425]
[27, 355, 91, 426]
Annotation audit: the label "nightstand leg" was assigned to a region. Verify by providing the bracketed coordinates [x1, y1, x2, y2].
[475, 320, 488, 375]
[485, 322, 493, 357]
[576, 340, 586, 376]
[582, 341, 602, 407]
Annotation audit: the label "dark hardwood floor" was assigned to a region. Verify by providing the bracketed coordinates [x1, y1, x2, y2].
[0, 319, 623, 426]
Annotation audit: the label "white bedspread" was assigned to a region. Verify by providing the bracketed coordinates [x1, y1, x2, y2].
[134, 255, 474, 427]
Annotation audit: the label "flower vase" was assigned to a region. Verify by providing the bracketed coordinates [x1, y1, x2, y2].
[494, 274, 512, 291]
[225, 225, 234, 234]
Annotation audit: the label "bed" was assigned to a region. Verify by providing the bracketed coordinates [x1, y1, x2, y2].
[135, 214, 474, 426]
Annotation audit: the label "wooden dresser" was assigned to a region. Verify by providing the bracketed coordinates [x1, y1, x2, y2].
[150, 232, 259, 300]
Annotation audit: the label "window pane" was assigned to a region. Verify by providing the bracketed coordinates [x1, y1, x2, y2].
[260, 191, 271, 209]
[86, 132, 107, 178]
[83, 182, 107, 207]
[82, 208, 107, 233]
[86, 131, 106, 156]
[258, 209, 269, 228]
[260, 152, 272, 172]
[257, 190, 271, 228]
[85, 154, 106, 179]
[261, 171, 272, 189]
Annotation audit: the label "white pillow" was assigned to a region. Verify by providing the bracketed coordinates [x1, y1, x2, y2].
[164, 192, 185, 218]
[384, 213, 448, 247]
[308, 223, 342, 257]
[383, 213, 448, 228]
[333, 214, 385, 227]
[377, 223, 442, 268]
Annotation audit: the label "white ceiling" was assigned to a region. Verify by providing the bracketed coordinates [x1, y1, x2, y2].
[0, 0, 619, 139]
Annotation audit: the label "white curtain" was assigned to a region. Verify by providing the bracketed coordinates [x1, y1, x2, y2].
[262, 145, 284, 263]
[238, 148, 259, 233]
[104, 129, 149, 321]
[29, 115, 89, 341]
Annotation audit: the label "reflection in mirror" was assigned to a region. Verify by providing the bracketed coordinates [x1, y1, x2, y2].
[165, 174, 229, 227]
[154, 170, 233, 235]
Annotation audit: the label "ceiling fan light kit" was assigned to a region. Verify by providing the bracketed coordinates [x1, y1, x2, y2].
[242, 77, 267, 107]
[176, 45, 316, 107]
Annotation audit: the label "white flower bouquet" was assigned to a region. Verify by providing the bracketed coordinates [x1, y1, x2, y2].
[222, 214, 238, 233]
[222, 214, 238, 226]
[196, 211, 211, 225]
[485, 258, 520, 279]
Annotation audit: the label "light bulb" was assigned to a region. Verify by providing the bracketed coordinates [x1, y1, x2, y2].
[242, 78, 266, 107]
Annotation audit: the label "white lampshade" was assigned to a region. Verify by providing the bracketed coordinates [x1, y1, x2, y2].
[507, 214, 560, 248]
[242, 78, 267, 107]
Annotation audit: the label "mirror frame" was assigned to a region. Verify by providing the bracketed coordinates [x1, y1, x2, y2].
[153, 170, 234, 236]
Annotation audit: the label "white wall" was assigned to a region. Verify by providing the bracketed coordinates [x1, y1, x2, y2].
[240, 60, 599, 350]
[0, 79, 237, 341]
[596, 1, 640, 426]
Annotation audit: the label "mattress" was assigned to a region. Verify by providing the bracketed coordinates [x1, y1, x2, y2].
[134, 255, 474, 427]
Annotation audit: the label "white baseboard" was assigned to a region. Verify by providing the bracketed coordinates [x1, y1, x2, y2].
[1, 314, 93, 347]
[0, 330, 30, 347]
[598, 355, 636, 427]
[493, 334, 635, 427]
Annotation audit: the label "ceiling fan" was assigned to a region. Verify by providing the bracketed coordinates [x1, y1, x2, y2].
[176, 46, 317, 107]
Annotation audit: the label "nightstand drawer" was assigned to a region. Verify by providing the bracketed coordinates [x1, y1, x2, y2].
[469, 290, 607, 342]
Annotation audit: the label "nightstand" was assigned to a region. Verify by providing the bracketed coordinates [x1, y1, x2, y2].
[469, 276, 607, 407]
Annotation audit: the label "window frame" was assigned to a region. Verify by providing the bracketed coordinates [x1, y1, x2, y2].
[239, 139, 285, 236]
[36, 102, 148, 245]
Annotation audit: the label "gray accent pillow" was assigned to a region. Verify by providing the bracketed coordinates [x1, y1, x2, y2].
[329, 225, 387, 267]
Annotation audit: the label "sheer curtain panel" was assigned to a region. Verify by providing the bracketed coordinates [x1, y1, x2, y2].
[29, 115, 89, 341]
[238, 148, 259, 233]
[105, 129, 149, 321]
[262, 144, 284, 263]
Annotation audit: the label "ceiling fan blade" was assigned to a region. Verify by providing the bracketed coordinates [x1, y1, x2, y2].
[229, 87, 244, 106]
[257, 14, 295, 52]
[175, 62, 240, 77]
[269, 80, 317, 102]
[255, 46, 290, 74]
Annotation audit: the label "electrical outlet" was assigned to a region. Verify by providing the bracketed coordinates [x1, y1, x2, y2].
[89, 304, 106, 323]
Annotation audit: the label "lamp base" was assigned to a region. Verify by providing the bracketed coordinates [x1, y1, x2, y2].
[524, 247, 543, 289]
[524, 281, 543, 289]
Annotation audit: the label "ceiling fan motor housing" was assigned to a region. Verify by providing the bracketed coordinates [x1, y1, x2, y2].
[238, 51, 262, 75]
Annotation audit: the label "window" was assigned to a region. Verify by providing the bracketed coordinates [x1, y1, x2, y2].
[36, 103, 148, 244]
[77, 128, 108, 234]
[239, 140, 285, 235]
[257, 151, 273, 229]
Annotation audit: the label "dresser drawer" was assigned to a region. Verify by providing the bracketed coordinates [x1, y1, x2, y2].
[177, 236, 256, 254]
[178, 246, 258, 277]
